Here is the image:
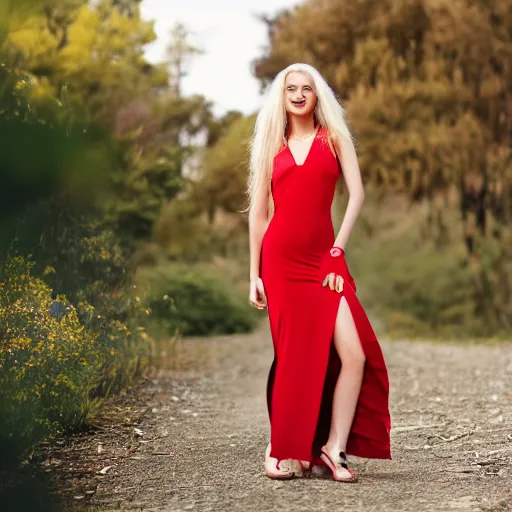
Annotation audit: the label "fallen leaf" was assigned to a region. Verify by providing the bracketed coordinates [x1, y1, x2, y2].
[98, 466, 112, 475]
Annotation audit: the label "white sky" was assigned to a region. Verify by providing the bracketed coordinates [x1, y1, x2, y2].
[140, 0, 300, 117]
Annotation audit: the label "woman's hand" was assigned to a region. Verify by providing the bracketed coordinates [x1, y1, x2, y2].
[320, 247, 356, 294]
[322, 272, 345, 293]
[249, 277, 268, 309]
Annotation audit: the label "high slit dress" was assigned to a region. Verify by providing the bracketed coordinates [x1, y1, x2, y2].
[260, 127, 391, 465]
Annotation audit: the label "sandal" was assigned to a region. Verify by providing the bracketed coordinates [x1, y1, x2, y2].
[319, 446, 358, 483]
[264, 443, 295, 480]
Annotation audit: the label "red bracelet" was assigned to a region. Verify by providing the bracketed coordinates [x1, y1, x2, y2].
[330, 246, 345, 257]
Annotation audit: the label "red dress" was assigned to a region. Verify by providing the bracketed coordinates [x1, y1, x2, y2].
[260, 126, 391, 464]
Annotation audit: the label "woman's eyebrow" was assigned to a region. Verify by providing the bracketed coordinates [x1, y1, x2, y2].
[286, 84, 312, 89]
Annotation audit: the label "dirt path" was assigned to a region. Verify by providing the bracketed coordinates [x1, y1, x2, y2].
[44, 323, 511, 512]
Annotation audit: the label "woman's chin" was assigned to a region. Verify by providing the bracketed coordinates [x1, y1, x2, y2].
[287, 106, 315, 117]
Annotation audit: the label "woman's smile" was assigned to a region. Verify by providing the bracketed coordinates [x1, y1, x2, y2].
[285, 71, 317, 116]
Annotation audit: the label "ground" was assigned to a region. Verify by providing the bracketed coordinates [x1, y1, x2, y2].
[32, 322, 512, 512]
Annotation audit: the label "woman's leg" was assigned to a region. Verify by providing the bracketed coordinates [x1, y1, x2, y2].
[322, 295, 366, 478]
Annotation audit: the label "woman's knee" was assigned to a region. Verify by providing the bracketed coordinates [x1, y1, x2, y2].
[340, 341, 366, 367]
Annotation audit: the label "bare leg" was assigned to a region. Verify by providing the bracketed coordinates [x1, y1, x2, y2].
[322, 296, 365, 479]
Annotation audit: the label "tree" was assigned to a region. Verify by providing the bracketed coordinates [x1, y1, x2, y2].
[191, 115, 255, 224]
[254, 0, 512, 332]
[166, 22, 203, 98]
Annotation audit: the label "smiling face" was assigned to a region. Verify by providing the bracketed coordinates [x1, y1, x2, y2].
[284, 71, 317, 117]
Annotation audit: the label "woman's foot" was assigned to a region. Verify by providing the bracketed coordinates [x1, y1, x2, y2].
[319, 445, 357, 482]
[264, 443, 294, 479]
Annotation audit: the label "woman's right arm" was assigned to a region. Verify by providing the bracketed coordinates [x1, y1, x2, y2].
[248, 179, 270, 281]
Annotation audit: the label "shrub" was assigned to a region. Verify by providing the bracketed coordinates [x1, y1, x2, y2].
[137, 263, 259, 337]
[3, 207, 153, 399]
[0, 256, 101, 468]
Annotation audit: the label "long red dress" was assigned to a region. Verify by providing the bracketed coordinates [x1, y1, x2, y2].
[260, 126, 391, 465]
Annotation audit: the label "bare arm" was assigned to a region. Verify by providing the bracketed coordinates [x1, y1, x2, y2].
[248, 179, 270, 280]
[334, 135, 365, 250]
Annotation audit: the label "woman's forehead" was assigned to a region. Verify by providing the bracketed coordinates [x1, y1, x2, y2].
[285, 71, 314, 87]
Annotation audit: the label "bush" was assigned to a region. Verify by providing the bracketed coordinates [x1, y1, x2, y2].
[0, 256, 101, 469]
[339, 194, 491, 339]
[0, 251, 153, 470]
[2, 206, 153, 398]
[137, 263, 259, 337]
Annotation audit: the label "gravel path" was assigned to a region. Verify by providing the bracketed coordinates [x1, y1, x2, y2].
[43, 323, 512, 512]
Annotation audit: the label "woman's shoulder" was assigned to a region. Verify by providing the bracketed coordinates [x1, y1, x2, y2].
[317, 126, 337, 156]
[317, 125, 329, 138]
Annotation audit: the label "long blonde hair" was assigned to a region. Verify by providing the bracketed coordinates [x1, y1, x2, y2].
[247, 63, 353, 214]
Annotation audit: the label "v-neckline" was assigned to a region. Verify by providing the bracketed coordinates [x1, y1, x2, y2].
[287, 126, 320, 167]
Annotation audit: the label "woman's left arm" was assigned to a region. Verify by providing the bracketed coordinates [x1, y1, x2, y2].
[333, 135, 365, 250]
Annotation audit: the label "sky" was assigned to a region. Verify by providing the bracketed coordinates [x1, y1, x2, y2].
[140, 0, 301, 117]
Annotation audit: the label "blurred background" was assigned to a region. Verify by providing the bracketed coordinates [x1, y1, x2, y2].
[0, 0, 511, 507]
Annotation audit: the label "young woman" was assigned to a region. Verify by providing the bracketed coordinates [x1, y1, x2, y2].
[247, 63, 391, 482]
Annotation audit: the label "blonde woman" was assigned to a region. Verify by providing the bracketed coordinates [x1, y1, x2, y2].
[248, 64, 391, 482]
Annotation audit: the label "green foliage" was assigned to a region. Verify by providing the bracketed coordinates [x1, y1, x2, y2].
[108, 155, 186, 242]
[191, 115, 255, 222]
[2, 0, 160, 125]
[137, 263, 259, 337]
[0, 0, 254, 493]
[353, 226, 478, 338]
[0, 117, 112, 219]
[0, 202, 152, 393]
[0, 256, 101, 469]
[332, 191, 508, 339]
[206, 109, 244, 147]
[0, 237, 152, 468]
[0, 0, 216, 245]
[165, 22, 203, 96]
[152, 198, 209, 261]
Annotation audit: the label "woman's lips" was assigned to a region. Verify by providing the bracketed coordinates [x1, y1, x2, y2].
[291, 100, 306, 107]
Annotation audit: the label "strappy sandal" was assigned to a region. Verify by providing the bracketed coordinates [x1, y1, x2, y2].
[299, 460, 312, 477]
[319, 446, 358, 483]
